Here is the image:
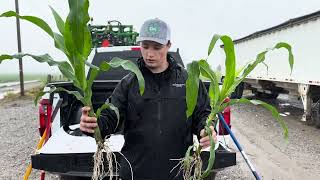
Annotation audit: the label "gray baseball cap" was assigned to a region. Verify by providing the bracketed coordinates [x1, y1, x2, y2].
[137, 18, 171, 45]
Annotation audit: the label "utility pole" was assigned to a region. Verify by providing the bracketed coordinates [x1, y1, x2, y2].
[15, 0, 24, 96]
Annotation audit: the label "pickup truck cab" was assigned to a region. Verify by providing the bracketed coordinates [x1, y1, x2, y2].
[32, 46, 236, 179]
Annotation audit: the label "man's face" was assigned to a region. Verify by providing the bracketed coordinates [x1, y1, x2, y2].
[140, 41, 171, 70]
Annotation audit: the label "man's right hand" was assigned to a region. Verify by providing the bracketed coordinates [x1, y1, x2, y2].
[80, 106, 98, 134]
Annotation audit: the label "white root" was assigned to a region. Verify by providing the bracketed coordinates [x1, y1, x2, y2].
[92, 139, 119, 180]
[171, 154, 203, 180]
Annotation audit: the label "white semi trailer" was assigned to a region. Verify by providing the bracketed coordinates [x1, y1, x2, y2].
[212, 10, 320, 127]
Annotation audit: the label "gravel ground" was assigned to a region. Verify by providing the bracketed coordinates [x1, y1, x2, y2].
[0, 96, 58, 180]
[1, 93, 320, 180]
[215, 93, 320, 180]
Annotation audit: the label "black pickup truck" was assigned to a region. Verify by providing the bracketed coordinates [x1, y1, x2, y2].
[31, 46, 236, 180]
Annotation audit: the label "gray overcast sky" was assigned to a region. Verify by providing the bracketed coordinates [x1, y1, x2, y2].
[0, 0, 320, 74]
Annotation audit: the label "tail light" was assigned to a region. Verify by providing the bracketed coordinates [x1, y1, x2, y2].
[101, 39, 110, 47]
[39, 99, 52, 139]
[219, 97, 231, 135]
[131, 47, 141, 51]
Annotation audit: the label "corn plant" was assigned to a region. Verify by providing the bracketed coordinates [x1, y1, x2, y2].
[183, 35, 293, 180]
[0, 1, 144, 180]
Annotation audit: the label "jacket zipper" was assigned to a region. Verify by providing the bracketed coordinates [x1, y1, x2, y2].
[158, 88, 162, 135]
[155, 75, 162, 135]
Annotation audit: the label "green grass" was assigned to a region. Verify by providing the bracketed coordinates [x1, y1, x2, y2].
[0, 74, 48, 83]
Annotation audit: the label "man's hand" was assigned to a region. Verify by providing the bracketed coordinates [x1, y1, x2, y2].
[199, 126, 217, 148]
[80, 106, 97, 134]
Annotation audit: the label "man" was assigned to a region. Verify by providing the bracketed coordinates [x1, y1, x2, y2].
[80, 18, 216, 180]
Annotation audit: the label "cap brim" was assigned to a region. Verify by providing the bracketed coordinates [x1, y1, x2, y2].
[136, 37, 168, 45]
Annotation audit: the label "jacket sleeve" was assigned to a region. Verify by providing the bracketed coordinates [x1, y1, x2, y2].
[97, 76, 130, 139]
[191, 80, 211, 138]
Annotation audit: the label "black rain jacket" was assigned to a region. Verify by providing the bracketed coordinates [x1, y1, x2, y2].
[98, 54, 211, 180]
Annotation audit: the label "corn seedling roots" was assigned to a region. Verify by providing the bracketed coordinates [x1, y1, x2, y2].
[171, 151, 203, 180]
[92, 139, 119, 180]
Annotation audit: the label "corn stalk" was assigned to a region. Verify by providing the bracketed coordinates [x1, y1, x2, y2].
[184, 34, 294, 180]
[0, 1, 145, 180]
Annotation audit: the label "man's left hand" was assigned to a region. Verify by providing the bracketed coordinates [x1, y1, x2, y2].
[199, 126, 217, 148]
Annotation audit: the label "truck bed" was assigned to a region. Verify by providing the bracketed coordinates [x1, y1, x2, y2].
[32, 126, 236, 177]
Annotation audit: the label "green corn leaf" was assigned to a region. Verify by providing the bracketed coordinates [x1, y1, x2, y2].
[95, 103, 119, 141]
[86, 61, 111, 85]
[224, 50, 267, 97]
[34, 91, 46, 106]
[96, 103, 119, 121]
[1, 53, 57, 65]
[53, 87, 85, 104]
[198, 59, 220, 107]
[0, 11, 67, 55]
[96, 104, 111, 118]
[83, 27, 92, 59]
[208, 34, 222, 56]
[17, 53, 59, 66]
[84, 65, 98, 106]
[65, 0, 91, 58]
[109, 57, 145, 95]
[53, 33, 68, 55]
[201, 126, 216, 178]
[75, 57, 87, 90]
[220, 98, 288, 139]
[0, 54, 13, 62]
[96, 102, 120, 131]
[0, 11, 53, 36]
[106, 103, 120, 131]
[224, 79, 242, 101]
[64, 0, 91, 91]
[274, 42, 294, 74]
[84, 61, 111, 106]
[186, 61, 200, 118]
[226, 43, 294, 99]
[34, 87, 85, 106]
[85, 61, 99, 69]
[219, 35, 236, 102]
[240, 43, 293, 81]
[0, 53, 79, 88]
[53, 34, 68, 56]
[208, 83, 215, 106]
[206, 34, 237, 104]
[65, 55, 85, 93]
[235, 61, 250, 77]
[83, 89, 92, 107]
[64, 18, 76, 61]
[50, 6, 65, 35]
[199, 75, 210, 81]
[26, 53, 78, 86]
[57, 61, 78, 85]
